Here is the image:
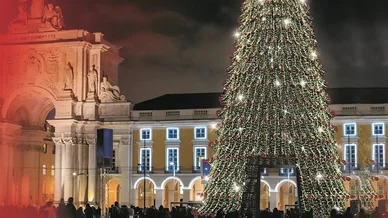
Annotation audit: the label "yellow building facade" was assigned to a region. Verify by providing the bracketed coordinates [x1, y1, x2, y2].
[113, 91, 388, 211]
[35, 91, 388, 210]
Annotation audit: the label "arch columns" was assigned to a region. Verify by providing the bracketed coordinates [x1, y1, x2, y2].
[118, 136, 130, 206]
[183, 189, 190, 202]
[52, 137, 63, 203]
[155, 189, 163, 207]
[0, 123, 20, 205]
[270, 191, 277, 210]
[86, 135, 97, 204]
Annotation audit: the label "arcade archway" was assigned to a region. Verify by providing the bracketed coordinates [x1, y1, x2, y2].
[162, 178, 183, 208]
[277, 180, 296, 210]
[189, 177, 205, 201]
[135, 179, 156, 208]
[107, 179, 120, 206]
[260, 182, 269, 210]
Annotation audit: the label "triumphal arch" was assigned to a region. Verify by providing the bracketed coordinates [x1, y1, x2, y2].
[0, 1, 132, 207]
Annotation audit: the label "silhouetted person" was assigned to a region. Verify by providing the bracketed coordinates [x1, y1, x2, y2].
[42, 201, 56, 218]
[57, 198, 67, 218]
[96, 206, 102, 218]
[84, 204, 93, 218]
[112, 201, 121, 218]
[76, 207, 84, 218]
[65, 197, 77, 218]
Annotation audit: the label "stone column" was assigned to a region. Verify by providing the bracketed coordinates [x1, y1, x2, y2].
[63, 138, 74, 201]
[77, 138, 88, 204]
[86, 136, 97, 203]
[270, 191, 278, 210]
[52, 137, 63, 203]
[131, 189, 137, 206]
[119, 137, 130, 206]
[61, 143, 66, 189]
[183, 189, 190, 202]
[0, 141, 10, 206]
[155, 189, 163, 208]
[0, 123, 20, 206]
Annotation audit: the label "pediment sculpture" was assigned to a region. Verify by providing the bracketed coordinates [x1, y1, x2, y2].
[8, 0, 65, 34]
[99, 76, 126, 103]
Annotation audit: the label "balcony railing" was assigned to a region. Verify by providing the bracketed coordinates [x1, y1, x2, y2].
[192, 166, 201, 173]
[137, 165, 154, 174]
[106, 167, 120, 174]
[369, 163, 388, 173]
[165, 165, 180, 174]
[341, 163, 359, 174]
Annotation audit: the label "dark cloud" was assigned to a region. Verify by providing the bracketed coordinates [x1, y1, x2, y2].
[3, 0, 388, 103]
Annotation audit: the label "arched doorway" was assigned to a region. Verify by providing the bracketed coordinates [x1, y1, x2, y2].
[189, 177, 205, 201]
[260, 182, 270, 210]
[107, 179, 120, 206]
[277, 180, 296, 211]
[136, 179, 156, 208]
[162, 178, 183, 208]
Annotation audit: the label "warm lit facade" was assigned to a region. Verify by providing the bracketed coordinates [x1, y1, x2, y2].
[98, 90, 388, 211]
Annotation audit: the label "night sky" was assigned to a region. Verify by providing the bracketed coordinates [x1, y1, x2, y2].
[3, 0, 388, 103]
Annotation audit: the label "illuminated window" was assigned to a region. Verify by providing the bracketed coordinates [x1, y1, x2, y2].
[344, 144, 357, 168]
[43, 165, 47, 175]
[51, 166, 55, 176]
[140, 148, 152, 172]
[373, 123, 385, 136]
[43, 144, 47, 154]
[166, 148, 179, 171]
[343, 123, 356, 136]
[166, 128, 179, 140]
[195, 127, 207, 139]
[194, 147, 207, 168]
[373, 144, 385, 167]
[140, 128, 152, 140]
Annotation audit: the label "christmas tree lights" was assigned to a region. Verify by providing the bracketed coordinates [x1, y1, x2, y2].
[196, 0, 356, 217]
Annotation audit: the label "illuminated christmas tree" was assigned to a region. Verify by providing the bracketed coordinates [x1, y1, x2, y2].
[196, 0, 351, 217]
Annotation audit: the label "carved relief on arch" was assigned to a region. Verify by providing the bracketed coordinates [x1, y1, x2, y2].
[17, 48, 63, 93]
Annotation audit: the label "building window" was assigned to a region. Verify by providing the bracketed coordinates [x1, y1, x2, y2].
[280, 168, 294, 175]
[373, 144, 385, 167]
[52, 145, 56, 155]
[167, 148, 179, 171]
[195, 127, 207, 139]
[140, 128, 152, 140]
[51, 166, 55, 176]
[350, 183, 357, 195]
[194, 147, 207, 168]
[373, 123, 385, 136]
[344, 144, 357, 168]
[166, 128, 179, 140]
[43, 144, 47, 154]
[344, 123, 356, 136]
[43, 165, 47, 175]
[112, 150, 116, 169]
[140, 148, 152, 172]
[378, 185, 384, 195]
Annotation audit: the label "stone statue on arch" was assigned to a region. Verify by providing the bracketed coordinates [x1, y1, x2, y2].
[99, 74, 126, 103]
[63, 62, 74, 91]
[87, 65, 98, 94]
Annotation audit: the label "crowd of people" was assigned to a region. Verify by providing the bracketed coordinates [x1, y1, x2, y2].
[2, 200, 387, 218]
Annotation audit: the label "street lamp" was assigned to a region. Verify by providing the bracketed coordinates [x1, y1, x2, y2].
[170, 162, 175, 177]
[72, 172, 76, 201]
